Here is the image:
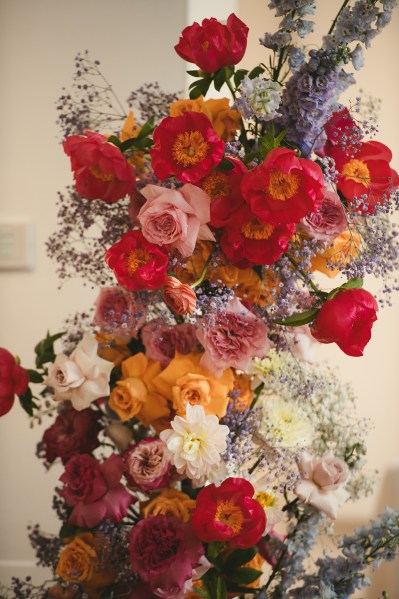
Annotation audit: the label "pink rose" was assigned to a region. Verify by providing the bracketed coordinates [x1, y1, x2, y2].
[123, 438, 171, 492]
[59, 453, 135, 527]
[295, 452, 350, 519]
[93, 286, 147, 339]
[141, 320, 198, 367]
[197, 298, 273, 376]
[138, 184, 215, 257]
[299, 188, 347, 242]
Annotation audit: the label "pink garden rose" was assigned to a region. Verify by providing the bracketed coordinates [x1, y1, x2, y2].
[295, 452, 350, 519]
[197, 298, 273, 376]
[141, 320, 198, 367]
[299, 188, 347, 242]
[123, 438, 171, 492]
[163, 277, 197, 315]
[138, 184, 215, 257]
[93, 286, 147, 339]
[59, 453, 135, 528]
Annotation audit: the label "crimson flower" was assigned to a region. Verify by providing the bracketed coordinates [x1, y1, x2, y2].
[150, 111, 224, 183]
[174, 13, 249, 73]
[321, 107, 363, 157]
[64, 130, 136, 203]
[105, 230, 169, 291]
[241, 147, 324, 225]
[310, 288, 378, 357]
[191, 477, 266, 548]
[0, 348, 29, 417]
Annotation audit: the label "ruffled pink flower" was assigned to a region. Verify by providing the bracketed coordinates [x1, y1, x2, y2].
[138, 184, 215, 257]
[299, 188, 347, 242]
[141, 320, 198, 367]
[59, 453, 135, 528]
[295, 452, 350, 519]
[197, 298, 273, 376]
[93, 286, 147, 339]
[123, 438, 171, 492]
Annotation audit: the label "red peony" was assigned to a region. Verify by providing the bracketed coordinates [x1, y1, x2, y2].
[63, 130, 136, 203]
[105, 230, 169, 291]
[150, 111, 224, 183]
[129, 515, 204, 595]
[321, 107, 363, 157]
[191, 477, 266, 548]
[42, 407, 102, 464]
[174, 13, 249, 73]
[0, 348, 29, 417]
[220, 204, 295, 268]
[310, 288, 378, 357]
[329, 140, 399, 214]
[241, 147, 324, 225]
[59, 453, 135, 528]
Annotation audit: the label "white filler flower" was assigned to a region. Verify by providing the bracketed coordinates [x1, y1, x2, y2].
[259, 397, 314, 449]
[160, 404, 229, 480]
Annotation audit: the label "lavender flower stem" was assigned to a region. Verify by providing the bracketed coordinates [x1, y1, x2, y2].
[328, 0, 351, 35]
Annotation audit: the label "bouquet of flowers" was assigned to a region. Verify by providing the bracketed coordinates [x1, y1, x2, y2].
[2, 2, 399, 598]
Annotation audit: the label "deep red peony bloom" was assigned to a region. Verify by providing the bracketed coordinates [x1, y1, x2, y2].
[241, 147, 325, 225]
[310, 288, 378, 357]
[129, 515, 204, 595]
[150, 111, 225, 183]
[174, 13, 249, 73]
[59, 453, 135, 528]
[220, 204, 295, 268]
[0, 348, 29, 417]
[321, 107, 363, 157]
[199, 157, 247, 228]
[328, 140, 399, 214]
[105, 230, 169, 292]
[63, 130, 136, 203]
[191, 477, 266, 548]
[42, 407, 102, 464]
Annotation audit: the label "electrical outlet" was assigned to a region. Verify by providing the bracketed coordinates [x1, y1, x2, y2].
[0, 221, 34, 270]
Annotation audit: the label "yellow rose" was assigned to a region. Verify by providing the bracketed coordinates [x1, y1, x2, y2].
[142, 488, 196, 521]
[311, 230, 361, 278]
[56, 534, 98, 583]
[204, 97, 241, 141]
[169, 96, 211, 119]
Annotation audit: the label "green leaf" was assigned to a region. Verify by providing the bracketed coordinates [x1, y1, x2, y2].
[252, 264, 263, 280]
[274, 308, 319, 327]
[136, 117, 155, 140]
[223, 546, 259, 571]
[214, 68, 227, 92]
[339, 277, 364, 291]
[214, 157, 235, 172]
[248, 65, 265, 79]
[187, 69, 202, 77]
[192, 586, 209, 599]
[107, 135, 121, 147]
[18, 387, 39, 417]
[189, 78, 212, 99]
[34, 331, 65, 369]
[226, 567, 262, 585]
[234, 68, 249, 88]
[26, 369, 44, 384]
[59, 520, 85, 539]
[216, 576, 227, 599]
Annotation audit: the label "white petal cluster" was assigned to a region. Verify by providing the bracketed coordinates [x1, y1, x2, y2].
[258, 396, 314, 449]
[236, 75, 282, 121]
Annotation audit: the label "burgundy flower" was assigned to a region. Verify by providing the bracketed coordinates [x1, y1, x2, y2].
[141, 320, 198, 367]
[123, 438, 171, 492]
[0, 348, 29, 417]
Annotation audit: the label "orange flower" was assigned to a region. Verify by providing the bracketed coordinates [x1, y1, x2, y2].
[230, 374, 253, 411]
[142, 488, 196, 521]
[96, 332, 131, 366]
[56, 533, 98, 583]
[169, 97, 241, 142]
[120, 111, 147, 176]
[109, 353, 170, 425]
[208, 263, 279, 307]
[163, 276, 197, 315]
[173, 241, 213, 285]
[310, 230, 361, 278]
[152, 352, 234, 418]
[46, 585, 79, 599]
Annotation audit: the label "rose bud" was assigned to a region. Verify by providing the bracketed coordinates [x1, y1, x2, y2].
[310, 288, 378, 357]
[0, 348, 29, 416]
[163, 277, 197, 316]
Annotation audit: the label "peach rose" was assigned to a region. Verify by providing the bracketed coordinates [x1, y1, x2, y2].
[173, 241, 213, 285]
[56, 534, 98, 583]
[163, 277, 197, 315]
[209, 263, 279, 307]
[142, 488, 196, 521]
[310, 230, 361, 278]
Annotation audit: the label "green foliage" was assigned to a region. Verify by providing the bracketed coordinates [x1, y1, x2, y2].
[274, 308, 320, 327]
[18, 387, 39, 417]
[34, 331, 65, 369]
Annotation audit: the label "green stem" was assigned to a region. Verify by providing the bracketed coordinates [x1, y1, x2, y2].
[328, 0, 351, 35]
[225, 76, 236, 100]
[285, 254, 324, 296]
[191, 252, 213, 288]
[366, 531, 399, 561]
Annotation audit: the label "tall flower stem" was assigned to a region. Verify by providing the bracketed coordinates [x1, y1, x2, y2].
[328, 0, 351, 35]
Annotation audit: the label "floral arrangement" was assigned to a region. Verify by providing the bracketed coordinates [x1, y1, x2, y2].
[2, 2, 399, 598]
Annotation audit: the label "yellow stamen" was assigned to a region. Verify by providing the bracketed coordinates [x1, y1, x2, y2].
[214, 500, 244, 534]
[126, 248, 151, 276]
[241, 219, 274, 240]
[201, 171, 231, 201]
[172, 131, 209, 167]
[88, 165, 115, 182]
[255, 491, 276, 509]
[268, 169, 300, 201]
[341, 159, 371, 186]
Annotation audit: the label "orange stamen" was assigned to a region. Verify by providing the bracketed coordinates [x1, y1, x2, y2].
[268, 169, 300, 201]
[341, 159, 371, 186]
[172, 131, 209, 167]
[201, 171, 231, 201]
[126, 248, 151, 276]
[214, 500, 243, 534]
[241, 219, 274, 240]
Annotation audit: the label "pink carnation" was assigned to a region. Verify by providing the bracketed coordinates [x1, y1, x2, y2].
[59, 453, 135, 528]
[93, 286, 147, 339]
[141, 320, 198, 367]
[123, 438, 171, 492]
[197, 298, 273, 376]
[138, 184, 215, 257]
[299, 188, 347, 242]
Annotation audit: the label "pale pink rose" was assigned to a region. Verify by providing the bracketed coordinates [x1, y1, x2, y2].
[45, 333, 113, 411]
[197, 298, 273, 377]
[93, 286, 147, 339]
[123, 438, 171, 492]
[138, 184, 215, 257]
[141, 320, 198, 367]
[287, 325, 317, 362]
[295, 452, 350, 519]
[299, 188, 347, 242]
[163, 277, 197, 315]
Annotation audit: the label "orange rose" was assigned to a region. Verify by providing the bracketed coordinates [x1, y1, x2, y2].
[163, 277, 197, 315]
[230, 374, 253, 411]
[142, 488, 196, 521]
[311, 230, 361, 278]
[46, 585, 79, 599]
[173, 241, 213, 285]
[119, 111, 147, 176]
[208, 263, 278, 307]
[96, 332, 131, 367]
[56, 534, 98, 583]
[169, 97, 211, 119]
[152, 352, 234, 418]
[169, 97, 240, 141]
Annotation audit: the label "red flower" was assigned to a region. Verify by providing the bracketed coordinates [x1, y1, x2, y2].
[221, 204, 295, 268]
[150, 112, 225, 183]
[329, 140, 399, 214]
[174, 13, 249, 73]
[191, 477, 266, 548]
[321, 108, 363, 157]
[63, 130, 136, 203]
[59, 453, 135, 528]
[241, 148, 324, 225]
[105, 230, 169, 292]
[310, 288, 378, 357]
[0, 348, 29, 417]
[42, 407, 102, 464]
[199, 157, 247, 228]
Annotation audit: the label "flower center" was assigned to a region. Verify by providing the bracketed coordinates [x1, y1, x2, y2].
[268, 169, 300, 201]
[214, 500, 244, 534]
[201, 172, 231, 200]
[88, 165, 116, 181]
[341, 159, 371, 186]
[182, 433, 201, 455]
[241, 219, 274, 240]
[172, 131, 209, 167]
[126, 248, 151, 276]
[255, 491, 276, 509]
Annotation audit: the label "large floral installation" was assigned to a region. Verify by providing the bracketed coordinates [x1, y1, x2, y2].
[2, 2, 399, 598]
